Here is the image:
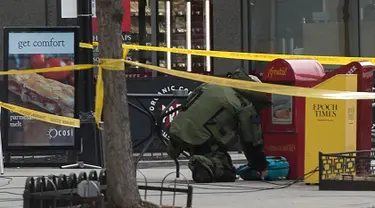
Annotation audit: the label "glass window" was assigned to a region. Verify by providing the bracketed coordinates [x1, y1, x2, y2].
[126, 0, 156, 76]
[249, 0, 357, 72]
[171, 0, 188, 71]
[127, 0, 142, 74]
[158, 0, 167, 69]
[124, 0, 210, 76]
[360, 0, 375, 57]
[169, 0, 209, 73]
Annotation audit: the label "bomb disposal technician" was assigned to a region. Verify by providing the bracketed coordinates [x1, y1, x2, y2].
[167, 69, 272, 183]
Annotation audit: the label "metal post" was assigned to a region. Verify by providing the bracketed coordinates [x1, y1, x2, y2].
[150, 0, 159, 77]
[204, 0, 211, 73]
[76, 0, 100, 166]
[139, 0, 146, 74]
[281, 38, 286, 54]
[61, 112, 102, 169]
[99, 122, 106, 168]
[186, 0, 192, 72]
[166, 0, 172, 69]
[186, 185, 193, 208]
[270, 0, 276, 53]
[289, 38, 294, 54]
[0, 107, 4, 175]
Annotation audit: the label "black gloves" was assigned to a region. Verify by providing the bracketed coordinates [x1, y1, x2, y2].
[241, 142, 268, 172]
[248, 148, 268, 172]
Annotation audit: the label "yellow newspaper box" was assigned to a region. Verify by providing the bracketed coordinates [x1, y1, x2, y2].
[304, 74, 357, 184]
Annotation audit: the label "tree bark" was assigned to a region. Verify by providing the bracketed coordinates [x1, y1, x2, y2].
[96, 0, 159, 207]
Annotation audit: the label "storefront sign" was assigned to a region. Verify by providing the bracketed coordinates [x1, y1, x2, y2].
[61, 0, 97, 18]
[91, 29, 152, 94]
[92, 33, 146, 75]
[148, 85, 192, 139]
[92, 0, 131, 32]
[2, 27, 79, 149]
[127, 77, 201, 152]
[61, 0, 78, 19]
[61, 0, 130, 32]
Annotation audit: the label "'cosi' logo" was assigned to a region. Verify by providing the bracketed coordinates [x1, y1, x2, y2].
[47, 128, 74, 139]
[267, 67, 288, 78]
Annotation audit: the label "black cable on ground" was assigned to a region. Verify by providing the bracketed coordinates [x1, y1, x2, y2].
[156, 167, 320, 194]
[0, 177, 13, 189]
[132, 167, 320, 198]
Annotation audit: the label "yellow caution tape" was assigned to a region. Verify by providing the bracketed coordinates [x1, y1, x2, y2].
[0, 49, 125, 128]
[3, 40, 371, 127]
[1, 102, 80, 128]
[94, 66, 104, 129]
[0, 64, 93, 76]
[123, 60, 375, 100]
[87, 40, 375, 66]
[79, 42, 94, 49]
[100, 58, 125, 70]
[89, 41, 375, 65]
[0, 65, 94, 128]
[92, 58, 375, 125]
[0, 43, 121, 128]
[123, 48, 129, 60]
[92, 58, 126, 124]
[122, 45, 375, 65]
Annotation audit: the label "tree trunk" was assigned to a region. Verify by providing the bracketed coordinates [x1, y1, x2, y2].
[96, 0, 159, 207]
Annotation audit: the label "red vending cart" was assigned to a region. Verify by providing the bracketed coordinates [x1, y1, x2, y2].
[261, 59, 325, 179]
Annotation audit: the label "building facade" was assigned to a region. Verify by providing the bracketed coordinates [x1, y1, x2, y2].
[1, 0, 374, 75]
[243, 0, 375, 74]
[0, 0, 374, 156]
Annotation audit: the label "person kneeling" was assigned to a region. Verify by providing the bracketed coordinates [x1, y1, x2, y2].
[166, 69, 271, 183]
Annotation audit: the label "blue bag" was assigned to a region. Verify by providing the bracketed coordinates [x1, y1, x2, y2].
[236, 156, 289, 181]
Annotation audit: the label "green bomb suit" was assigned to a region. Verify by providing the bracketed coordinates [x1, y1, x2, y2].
[167, 69, 272, 183]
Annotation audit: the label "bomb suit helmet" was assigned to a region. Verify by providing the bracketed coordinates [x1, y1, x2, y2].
[227, 69, 272, 112]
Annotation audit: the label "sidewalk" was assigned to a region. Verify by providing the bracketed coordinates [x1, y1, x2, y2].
[137, 167, 375, 208]
[2, 166, 375, 208]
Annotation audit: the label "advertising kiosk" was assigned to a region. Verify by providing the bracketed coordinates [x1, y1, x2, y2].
[1, 27, 82, 167]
